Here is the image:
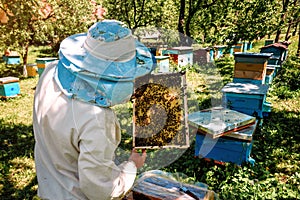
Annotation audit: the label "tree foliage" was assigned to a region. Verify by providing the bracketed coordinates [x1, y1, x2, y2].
[0, 0, 41, 65]
[103, 0, 178, 30]
[0, 0, 300, 65]
[0, 0, 102, 66]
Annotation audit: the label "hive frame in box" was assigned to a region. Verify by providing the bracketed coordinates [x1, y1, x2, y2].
[132, 72, 189, 149]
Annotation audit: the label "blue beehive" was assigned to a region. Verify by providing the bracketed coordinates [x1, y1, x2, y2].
[260, 43, 288, 65]
[36, 57, 57, 77]
[193, 47, 214, 65]
[246, 42, 253, 50]
[195, 132, 255, 165]
[213, 45, 226, 59]
[233, 52, 273, 84]
[162, 47, 193, 67]
[3, 55, 20, 65]
[221, 82, 271, 118]
[189, 108, 257, 165]
[264, 66, 275, 85]
[154, 56, 170, 73]
[264, 39, 274, 46]
[0, 77, 20, 97]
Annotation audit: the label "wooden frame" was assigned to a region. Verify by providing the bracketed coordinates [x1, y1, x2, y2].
[132, 72, 189, 149]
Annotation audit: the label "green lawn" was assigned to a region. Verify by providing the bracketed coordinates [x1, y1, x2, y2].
[0, 40, 299, 199]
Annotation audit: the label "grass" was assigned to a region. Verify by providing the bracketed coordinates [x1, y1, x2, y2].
[0, 76, 39, 199]
[0, 39, 300, 199]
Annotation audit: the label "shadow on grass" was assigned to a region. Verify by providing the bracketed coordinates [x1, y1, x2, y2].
[252, 109, 300, 171]
[0, 120, 38, 199]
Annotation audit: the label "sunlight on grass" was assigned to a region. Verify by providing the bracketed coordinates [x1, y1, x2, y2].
[272, 98, 300, 112]
[8, 157, 36, 190]
[0, 42, 299, 199]
[0, 77, 38, 125]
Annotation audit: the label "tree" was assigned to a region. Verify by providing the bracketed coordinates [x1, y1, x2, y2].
[103, 0, 178, 30]
[0, 0, 41, 68]
[0, 0, 103, 72]
[186, 0, 279, 46]
[180, 0, 219, 46]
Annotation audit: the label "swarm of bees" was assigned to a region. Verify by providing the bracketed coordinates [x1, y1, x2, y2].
[132, 72, 189, 148]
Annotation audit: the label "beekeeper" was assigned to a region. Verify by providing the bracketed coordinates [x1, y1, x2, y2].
[33, 19, 154, 199]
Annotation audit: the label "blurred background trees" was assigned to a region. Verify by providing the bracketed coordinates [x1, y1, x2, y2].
[0, 0, 299, 65]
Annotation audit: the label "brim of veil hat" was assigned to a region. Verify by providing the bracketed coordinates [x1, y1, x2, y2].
[59, 33, 153, 80]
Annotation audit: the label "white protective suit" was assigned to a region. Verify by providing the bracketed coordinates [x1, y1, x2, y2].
[33, 62, 137, 200]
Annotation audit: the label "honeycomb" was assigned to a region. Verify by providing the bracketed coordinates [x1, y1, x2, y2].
[132, 72, 189, 148]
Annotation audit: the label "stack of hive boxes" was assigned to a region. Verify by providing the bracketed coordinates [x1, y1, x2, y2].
[221, 52, 273, 118]
[232, 52, 273, 85]
[36, 57, 58, 77]
[188, 107, 257, 165]
[260, 42, 290, 79]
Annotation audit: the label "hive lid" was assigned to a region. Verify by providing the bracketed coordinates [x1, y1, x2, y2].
[234, 52, 273, 58]
[221, 82, 269, 95]
[0, 76, 19, 84]
[155, 56, 170, 60]
[188, 107, 256, 138]
[261, 43, 289, 50]
[224, 120, 258, 141]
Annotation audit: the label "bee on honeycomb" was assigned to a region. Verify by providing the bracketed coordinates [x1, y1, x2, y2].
[132, 73, 188, 148]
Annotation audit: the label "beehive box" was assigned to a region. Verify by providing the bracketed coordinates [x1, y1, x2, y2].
[264, 39, 274, 46]
[213, 45, 227, 59]
[26, 63, 38, 77]
[266, 64, 281, 77]
[162, 47, 193, 67]
[194, 124, 256, 165]
[233, 52, 273, 81]
[233, 43, 243, 52]
[260, 43, 288, 64]
[221, 82, 271, 118]
[130, 170, 217, 200]
[233, 77, 265, 85]
[264, 67, 275, 85]
[193, 47, 214, 65]
[188, 107, 256, 139]
[3, 55, 20, 65]
[0, 77, 20, 97]
[154, 56, 170, 73]
[132, 72, 189, 149]
[36, 57, 57, 76]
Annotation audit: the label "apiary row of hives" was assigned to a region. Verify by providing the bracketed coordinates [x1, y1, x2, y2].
[0, 57, 57, 98]
[189, 41, 290, 166]
[131, 40, 289, 167]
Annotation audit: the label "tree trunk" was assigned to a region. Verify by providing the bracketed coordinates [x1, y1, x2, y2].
[292, 21, 298, 36]
[22, 43, 30, 77]
[275, 0, 290, 42]
[296, 23, 300, 57]
[178, 0, 186, 45]
[285, 20, 292, 41]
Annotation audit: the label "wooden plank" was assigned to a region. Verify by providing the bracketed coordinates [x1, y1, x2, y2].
[132, 72, 189, 149]
[234, 62, 266, 72]
[234, 70, 265, 80]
